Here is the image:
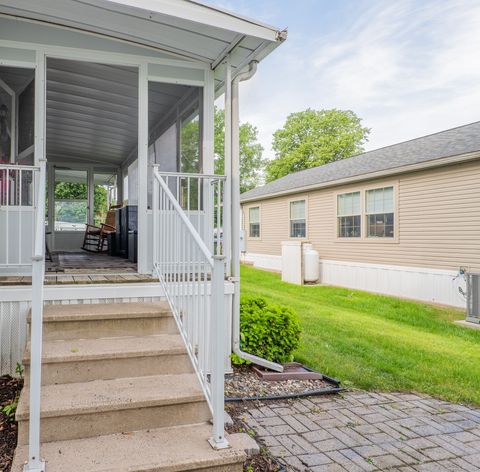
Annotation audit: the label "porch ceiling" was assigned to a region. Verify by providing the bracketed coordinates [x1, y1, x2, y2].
[0, 0, 286, 71]
[46, 58, 189, 166]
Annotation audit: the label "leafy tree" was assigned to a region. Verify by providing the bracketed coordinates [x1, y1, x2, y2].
[266, 108, 370, 182]
[179, 107, 265, 193]
[214, 107, 265, 193]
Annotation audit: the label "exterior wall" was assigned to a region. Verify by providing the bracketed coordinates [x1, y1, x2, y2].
[241, 159, 480, 307]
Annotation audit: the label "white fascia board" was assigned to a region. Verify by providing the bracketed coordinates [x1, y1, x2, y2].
[104, 0, 282, 42]
[240, 151, 480, 203]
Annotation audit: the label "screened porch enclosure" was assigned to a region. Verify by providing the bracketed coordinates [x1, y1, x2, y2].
[1, 57, 211, 273]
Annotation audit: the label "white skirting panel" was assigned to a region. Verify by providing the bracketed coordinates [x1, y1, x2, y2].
[320, 259, 466, 309]
[242, 252, 467, 309]
[241, 252, 282, 272]
[0, 282, 234, 376]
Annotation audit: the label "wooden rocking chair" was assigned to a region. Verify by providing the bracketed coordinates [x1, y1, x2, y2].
[81, 206, 119, 253]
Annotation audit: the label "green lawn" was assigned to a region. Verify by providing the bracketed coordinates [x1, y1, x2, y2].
[240, 264, 480, 406]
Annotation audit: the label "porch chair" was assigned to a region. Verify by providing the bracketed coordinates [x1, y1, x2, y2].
[81, 205, 120, 253]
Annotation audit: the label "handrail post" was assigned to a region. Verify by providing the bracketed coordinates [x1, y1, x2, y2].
[152, 175, 159, 268]
[208, 255, 229, 449]
[25, 161, 46, 472]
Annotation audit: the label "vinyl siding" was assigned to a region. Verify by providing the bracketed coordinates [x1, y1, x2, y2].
[242, 159, 480, 271]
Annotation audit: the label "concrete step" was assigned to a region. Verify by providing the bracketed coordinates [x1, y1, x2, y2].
[36, 302, 177, 340]
[16, 373, 211, 444]
[23, 334, 193, 385]
[12, 423, 247, 472]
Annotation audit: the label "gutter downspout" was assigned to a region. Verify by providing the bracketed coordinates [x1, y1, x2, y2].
[230, 60, 283, 372]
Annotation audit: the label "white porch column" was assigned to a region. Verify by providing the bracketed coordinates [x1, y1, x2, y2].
[137, 63, 149, 273]
[202, 69, 215, 174]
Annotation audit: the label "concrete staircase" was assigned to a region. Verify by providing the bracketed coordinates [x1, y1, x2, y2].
[12, 302, 247, 471]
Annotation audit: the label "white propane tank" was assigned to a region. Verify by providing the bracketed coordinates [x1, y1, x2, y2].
[303, 243, 320, 283]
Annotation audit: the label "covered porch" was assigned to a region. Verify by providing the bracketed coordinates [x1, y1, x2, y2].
[0, 1, 285, 471]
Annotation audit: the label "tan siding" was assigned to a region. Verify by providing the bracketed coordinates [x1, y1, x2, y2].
[241, 159, 480, 271]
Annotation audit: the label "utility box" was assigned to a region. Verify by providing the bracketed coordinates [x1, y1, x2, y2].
[281, 241, 303, 285]
[466, 272, 480, 324]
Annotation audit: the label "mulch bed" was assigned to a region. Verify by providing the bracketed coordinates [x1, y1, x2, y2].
[225, 365, 336, 399]
[226, 401, 285, 472]
[0, 375, 23, 472]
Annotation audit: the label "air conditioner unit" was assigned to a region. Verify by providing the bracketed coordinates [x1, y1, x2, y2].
[466, 273, 480, 324]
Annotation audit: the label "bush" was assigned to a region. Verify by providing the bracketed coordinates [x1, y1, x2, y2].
[232, 296, 301, 365]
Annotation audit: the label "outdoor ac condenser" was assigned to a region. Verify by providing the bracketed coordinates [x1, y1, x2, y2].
[466, 272, 480, 324]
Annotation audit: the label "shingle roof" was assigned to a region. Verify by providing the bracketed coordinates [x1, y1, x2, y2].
[241, 121, 480, 202]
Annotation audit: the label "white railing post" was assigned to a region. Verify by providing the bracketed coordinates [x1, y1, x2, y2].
[208, 255, 229, 449]
[25, 159, 46, 472]
[152, 176, 159, 267]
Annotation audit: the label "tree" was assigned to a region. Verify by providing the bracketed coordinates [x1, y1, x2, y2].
[265, 108, 370, 182]
[213, 107, 265, 193]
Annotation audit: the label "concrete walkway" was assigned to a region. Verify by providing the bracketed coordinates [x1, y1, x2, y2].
[243, 391, 480, 471]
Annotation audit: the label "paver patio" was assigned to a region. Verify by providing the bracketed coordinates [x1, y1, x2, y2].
[242, 391, 480, 471]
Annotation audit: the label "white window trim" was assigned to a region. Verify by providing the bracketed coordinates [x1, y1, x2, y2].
[365, 186, 395, 239]
[288, 197, 308, 239]
[334, 181, 399, 243]
[248, 205, 261, 240]
[336, 191, 362, 239]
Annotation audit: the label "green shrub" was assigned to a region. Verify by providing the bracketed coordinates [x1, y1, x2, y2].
[232, 296, 301, 365]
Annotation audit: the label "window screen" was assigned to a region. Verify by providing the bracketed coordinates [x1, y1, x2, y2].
[290, 200, 306, 238]
[249, 207, 260, 238]
[337, 191, 361, 237]
[366, 187, 394, 238]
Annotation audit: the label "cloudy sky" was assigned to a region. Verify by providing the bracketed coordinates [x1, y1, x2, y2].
[209, 0, 480, 160]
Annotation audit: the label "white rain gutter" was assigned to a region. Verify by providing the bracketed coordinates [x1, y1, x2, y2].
[230, 60, 283, 372]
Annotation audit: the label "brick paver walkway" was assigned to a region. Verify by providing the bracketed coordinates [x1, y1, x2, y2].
[243, 391, 480, 471]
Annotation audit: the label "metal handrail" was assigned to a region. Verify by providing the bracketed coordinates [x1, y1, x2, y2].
[153, 168, 214, 266]
[152, 165, 226, 181]
[152, 169, 229, 450]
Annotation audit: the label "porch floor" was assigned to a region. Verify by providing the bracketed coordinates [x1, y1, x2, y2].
[0, 251, 156, 285]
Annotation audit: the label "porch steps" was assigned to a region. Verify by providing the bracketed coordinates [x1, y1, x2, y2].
[37, 302, 178, 340]
[12, 423, 246, 472]
[12, 302, 247, 471]
[23, 334, 192, 384]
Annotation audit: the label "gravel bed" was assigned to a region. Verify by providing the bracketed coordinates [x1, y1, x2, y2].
[225, 366, 337, 399]
[1, 375, 22, 472]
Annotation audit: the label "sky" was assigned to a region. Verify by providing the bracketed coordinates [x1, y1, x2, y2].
[208, 0, 480, 160]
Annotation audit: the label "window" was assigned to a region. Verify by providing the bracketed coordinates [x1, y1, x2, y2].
[337, 191, 361, 237]
[366, 186, 394, 237]
[290, 200, 306, 237]
[54, 168, 88, 232]
[249, 207, 260, 237]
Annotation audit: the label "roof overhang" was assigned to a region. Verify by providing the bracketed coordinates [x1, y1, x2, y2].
[241, 151, 480, 204]
[0, 0, 287, 70]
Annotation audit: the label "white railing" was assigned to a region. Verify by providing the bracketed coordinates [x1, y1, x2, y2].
[0, 164, 38, 268]
[0, 162, 46, 470]
[152, 168, 229, 449]
[27, 158, 46, 472]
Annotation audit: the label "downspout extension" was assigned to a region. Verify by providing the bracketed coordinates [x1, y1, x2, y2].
[230, 60, 283, 373]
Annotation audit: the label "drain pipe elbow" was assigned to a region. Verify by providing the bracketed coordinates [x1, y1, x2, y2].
[230, 60, 283, 373]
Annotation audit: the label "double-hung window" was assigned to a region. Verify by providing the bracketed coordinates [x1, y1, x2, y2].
[337, 191, 361, 237]
[290, 200, 306, 238]
[366, 186, 394, 237]
[249, 206, 260, 238]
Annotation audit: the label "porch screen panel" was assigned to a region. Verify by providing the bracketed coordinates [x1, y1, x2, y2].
[93, 172, 117, 226]
[54, 168, 88, 232]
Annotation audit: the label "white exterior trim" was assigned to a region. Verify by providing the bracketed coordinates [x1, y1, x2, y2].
[242, 252, 466, 308]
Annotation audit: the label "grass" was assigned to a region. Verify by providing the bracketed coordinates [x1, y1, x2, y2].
[240, 264, 480, 406]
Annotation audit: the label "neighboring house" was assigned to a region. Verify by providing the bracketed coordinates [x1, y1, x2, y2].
[241, 122, 480, 308]
[0, 1, 285, 470]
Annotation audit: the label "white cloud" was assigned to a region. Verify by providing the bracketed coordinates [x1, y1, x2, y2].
[231, 0, 480, 158]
